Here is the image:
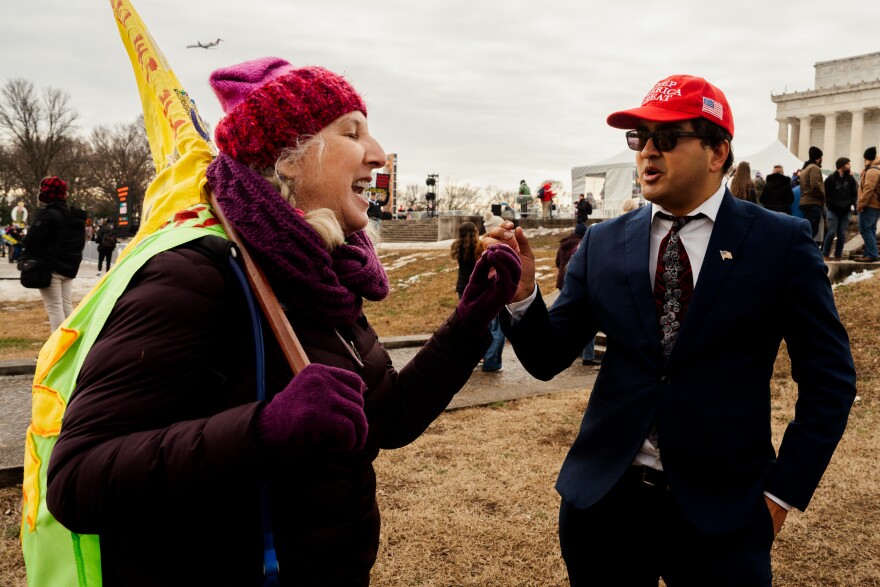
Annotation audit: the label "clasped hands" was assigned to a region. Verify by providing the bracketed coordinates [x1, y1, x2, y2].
[481, 221, 536, 304]
[455, 238, 523, 334]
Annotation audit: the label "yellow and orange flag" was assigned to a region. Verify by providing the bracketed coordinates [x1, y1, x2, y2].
[110, 0, 215, 257]
[22, 4, 222, 585]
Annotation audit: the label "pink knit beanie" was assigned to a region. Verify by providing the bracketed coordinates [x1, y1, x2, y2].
[38, 176, 68, 203]
[210, 57, 367, 170]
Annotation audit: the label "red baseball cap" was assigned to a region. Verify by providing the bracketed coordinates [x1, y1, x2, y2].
[607, 74, 734, 138]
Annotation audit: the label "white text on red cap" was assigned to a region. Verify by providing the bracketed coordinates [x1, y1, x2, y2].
[642, 81, 682, 105]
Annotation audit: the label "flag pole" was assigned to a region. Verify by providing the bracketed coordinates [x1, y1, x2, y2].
[210, 192, 311, 375]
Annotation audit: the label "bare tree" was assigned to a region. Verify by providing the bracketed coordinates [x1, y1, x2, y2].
[441, 180, 483, 212]
[54, 137, 95, 210]
[0, 78, 79, 208]
[85, 116, 154, 223]
[484, 185, 517, 206]
[402, 183, 426, 211]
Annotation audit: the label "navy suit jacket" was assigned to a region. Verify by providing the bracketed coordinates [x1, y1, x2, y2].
[504, 191, 856, 534]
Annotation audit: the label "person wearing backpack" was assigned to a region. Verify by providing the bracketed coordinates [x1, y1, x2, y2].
[19, 177, 86, 331]
[822, 157, 858, 261]
[94, 221, 118, 274]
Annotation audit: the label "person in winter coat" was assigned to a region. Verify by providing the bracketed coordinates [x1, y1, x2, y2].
[20, 177, 86, 331]
[856, 146, 880, 263]
[366, 190, 389, 223]
[93, 221, 118, 274]
[799, 146, 825, 243]
[538, 181, 555, 219]
[4, 222, 25, 262]
[46, 57, 521, 586]
[753, 171, 765, 201]
[451, 222, 504, 372]
[451, 221, 483, 298]
[822, 157, 858, 260]
[759, 165, 794, 214]
[790, 169, 805, 218]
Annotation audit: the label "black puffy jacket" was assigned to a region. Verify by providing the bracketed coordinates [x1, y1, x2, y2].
[21, 202, 86, 278]
[759, 173, 794, 213]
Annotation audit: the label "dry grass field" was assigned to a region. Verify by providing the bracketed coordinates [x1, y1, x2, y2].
[1, 234, 878, 585]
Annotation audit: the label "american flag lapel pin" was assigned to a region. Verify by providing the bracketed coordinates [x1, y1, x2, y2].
[720, 250, 733, 260]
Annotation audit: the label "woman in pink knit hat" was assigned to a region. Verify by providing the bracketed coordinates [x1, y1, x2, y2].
[46, 57, 521, 585]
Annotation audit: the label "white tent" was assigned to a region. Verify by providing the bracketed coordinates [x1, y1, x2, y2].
[570, 149, 640, 219]
[738, 140, 803, 178]
[571, 139, 805, 218]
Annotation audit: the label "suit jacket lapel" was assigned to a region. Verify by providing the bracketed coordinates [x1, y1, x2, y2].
[670, 190, 752, 360]
[624, 206, 660, 339]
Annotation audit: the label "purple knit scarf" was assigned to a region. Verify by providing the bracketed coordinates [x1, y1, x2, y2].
[207, 152, 389, 326]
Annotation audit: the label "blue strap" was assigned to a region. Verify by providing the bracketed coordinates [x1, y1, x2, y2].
[228, 252, 279, 586]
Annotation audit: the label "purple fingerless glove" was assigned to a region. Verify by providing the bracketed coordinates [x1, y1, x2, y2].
[456, 244, 522, 334]
[255, 363, 368, 459]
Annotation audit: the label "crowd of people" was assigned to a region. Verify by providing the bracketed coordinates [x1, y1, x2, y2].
[719, 144, 880, 262]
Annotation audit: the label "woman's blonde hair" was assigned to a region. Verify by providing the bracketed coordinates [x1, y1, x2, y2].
[262, 135, 380, 250]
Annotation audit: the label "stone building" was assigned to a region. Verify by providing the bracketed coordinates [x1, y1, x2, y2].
[772, 52, 880, 167]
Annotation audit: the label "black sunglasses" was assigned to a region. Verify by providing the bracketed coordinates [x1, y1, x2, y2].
[625, 129, 706, 152]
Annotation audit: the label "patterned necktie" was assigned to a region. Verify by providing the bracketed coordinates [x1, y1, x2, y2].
[653, 212, 703, 358]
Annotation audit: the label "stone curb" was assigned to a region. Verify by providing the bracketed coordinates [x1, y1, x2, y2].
[0, 337, 430, 378]
[0, 359, 36, 376]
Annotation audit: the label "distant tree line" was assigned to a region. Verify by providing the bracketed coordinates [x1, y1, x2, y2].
[400, 181, 518, 214]
[0, 78, 153, 227]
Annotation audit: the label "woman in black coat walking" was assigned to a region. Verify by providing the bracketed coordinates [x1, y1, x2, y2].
[20, 177, 85, 331]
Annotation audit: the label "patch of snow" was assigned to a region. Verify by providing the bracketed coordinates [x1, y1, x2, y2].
[391, 270, 437, 292]
[832, 269, 875, 290]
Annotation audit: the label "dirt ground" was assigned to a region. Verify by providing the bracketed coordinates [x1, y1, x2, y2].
[2, 240, 878, 585]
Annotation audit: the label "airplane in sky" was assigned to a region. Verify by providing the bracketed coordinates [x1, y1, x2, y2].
[186, 38, 223, 49]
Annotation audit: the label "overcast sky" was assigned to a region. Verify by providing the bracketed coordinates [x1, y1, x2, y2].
[3, 1, 878, 194]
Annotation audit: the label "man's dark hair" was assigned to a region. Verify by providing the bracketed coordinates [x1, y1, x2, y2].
[692, 118, 734, 173]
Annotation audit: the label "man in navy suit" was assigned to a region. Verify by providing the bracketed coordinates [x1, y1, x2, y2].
[487, 75, 856, 586]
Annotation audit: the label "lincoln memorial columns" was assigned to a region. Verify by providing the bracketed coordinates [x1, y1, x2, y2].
[797, 116, 812, 160]
[777, 119, 788, 145]
[772, 52, 880, 169]
[823, 112, 837, 161]
[850, 109, 865, 165]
